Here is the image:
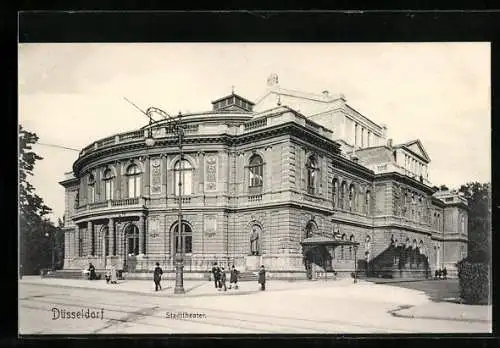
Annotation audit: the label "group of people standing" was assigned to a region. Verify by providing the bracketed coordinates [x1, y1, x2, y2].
[211, 263, 267, 291]
[211, 263, 240, 291]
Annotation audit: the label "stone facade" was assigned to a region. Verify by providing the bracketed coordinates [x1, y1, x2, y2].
[59, 89, 468, 279]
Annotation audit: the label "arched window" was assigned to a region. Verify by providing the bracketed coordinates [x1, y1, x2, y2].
[248, 154, 263, 189]
[305, 220, 318, 238]
[125, 224, 139, 256]
[306, 156, 318, 195]
[173, 222, 193, 254]
[341, 181, 347, 210]
[460, 215, 466, 234]
[126, 164, 141, 198]
[349, 235, 355, 259]
[332, 178, 339, 208]
[174, 159, 193, 196]
[365, 190, 371, 215]
[88, 174, 96, 203]
[103, 168, 114, 200]
[364, 235, 371, 250]
[418, 240, 424, 255]
[349, 184, 356, 211]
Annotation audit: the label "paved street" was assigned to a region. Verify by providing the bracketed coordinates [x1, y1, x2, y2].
[19, 277, 491, 334]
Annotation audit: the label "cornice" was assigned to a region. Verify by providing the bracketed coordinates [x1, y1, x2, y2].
[374, 172, 436, 195]
[74, 121, 341, 176]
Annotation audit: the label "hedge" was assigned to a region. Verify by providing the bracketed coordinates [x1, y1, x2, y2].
[456, 259, 490, 304]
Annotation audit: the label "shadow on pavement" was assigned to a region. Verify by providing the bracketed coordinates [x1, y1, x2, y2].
[367, 278, 462, 304]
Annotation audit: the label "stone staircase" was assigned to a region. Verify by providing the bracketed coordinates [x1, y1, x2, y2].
[237, 271, 258, 282]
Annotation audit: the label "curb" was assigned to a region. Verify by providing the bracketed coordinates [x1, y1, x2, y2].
[388, 304, 491, 324]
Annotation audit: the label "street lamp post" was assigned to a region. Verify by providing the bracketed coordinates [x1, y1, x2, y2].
[174, 114, 185, 294]
[144, 108, 185, 294]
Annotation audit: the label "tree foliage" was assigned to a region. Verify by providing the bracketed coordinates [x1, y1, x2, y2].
[19, 125, 63, 275]
[458, 182, 491, 263]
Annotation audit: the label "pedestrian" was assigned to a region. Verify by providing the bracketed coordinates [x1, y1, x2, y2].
[211, 262, 219, 289]
[88, 263, 96, 280]
[258, 265, 266, 291]
[443, 267, 447, 280]
[220, 267, 227, 291]
[153, 262, 163, 291]
[229, 265, 239, 290]
[19, 264, 23, 280]
[110, 264, 118, 284]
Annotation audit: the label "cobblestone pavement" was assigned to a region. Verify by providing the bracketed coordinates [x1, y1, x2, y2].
[19, 277, 491, 334]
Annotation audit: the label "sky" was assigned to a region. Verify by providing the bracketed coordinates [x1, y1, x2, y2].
[18, 43, 491, 222]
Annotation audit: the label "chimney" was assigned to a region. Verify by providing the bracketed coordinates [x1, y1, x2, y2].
[322, 90, 329, 98]
[387, 138, 393, 148]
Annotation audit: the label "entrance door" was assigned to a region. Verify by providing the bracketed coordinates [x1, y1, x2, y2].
[123, 224, 139, 271]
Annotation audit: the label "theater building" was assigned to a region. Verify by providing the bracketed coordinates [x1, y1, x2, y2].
[59, 80, 468, 279]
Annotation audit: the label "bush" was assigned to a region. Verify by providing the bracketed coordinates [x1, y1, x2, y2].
[456, 259, 490, 304]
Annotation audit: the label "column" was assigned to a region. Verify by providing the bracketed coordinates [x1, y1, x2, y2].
[116, 161, 122, 199]
[198, 152, 205, 193]
[87, 221, 93, 256]
[145, 156, 151, 196]
[75, 226, 80, 257]
[109, 218, 115, 256]
[138, 216, 144, 255]
[353, 123, 357, 147]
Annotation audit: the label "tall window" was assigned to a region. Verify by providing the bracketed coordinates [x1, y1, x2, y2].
[173, 222, 193, 254]
[127, 164, 141, 198]
[460, 215, 466, 234]
[341, 234, 346, 259]
[78, 237, 83, 257]
[103, 168, 114, 200]
[341, 181, 347, 210]
[306, 156, 318, 194]
[305, 220, 317, 238]
[365, 190, 371, 215]
[88, 174, 95, 203]
[248, 154, 263, 188]
[125, 224, 139, 256]
[349, 235, 354, 259]
[174, 159, 193, 196]
[332, 178, 339, 208]
[349, 184, 356, 211]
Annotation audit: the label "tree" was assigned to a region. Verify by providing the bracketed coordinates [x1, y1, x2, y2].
[19, 125, 57, 274]
[439, 184, 449, 191]
[458, 182, 491, 263]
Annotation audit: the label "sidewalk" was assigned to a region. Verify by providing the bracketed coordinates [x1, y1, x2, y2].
[20, 276, 491, 324]
[19, 276, 352, 298]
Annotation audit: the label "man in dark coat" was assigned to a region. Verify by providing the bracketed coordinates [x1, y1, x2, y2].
[229, 265, 239, 290]
[88, 263, 96, 280]
[220, 267, 227, 291]
[211, 262, 220, 289]
[258, 265, 266, 291]
[153, 262, 163, 291]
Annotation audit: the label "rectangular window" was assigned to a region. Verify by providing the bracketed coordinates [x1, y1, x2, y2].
[185, 236, 192, 253]
[105, 181, 113, 200]
[89, 186, 95, 203]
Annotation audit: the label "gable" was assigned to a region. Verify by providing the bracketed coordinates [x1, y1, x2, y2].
[405, 140, 430, 162]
